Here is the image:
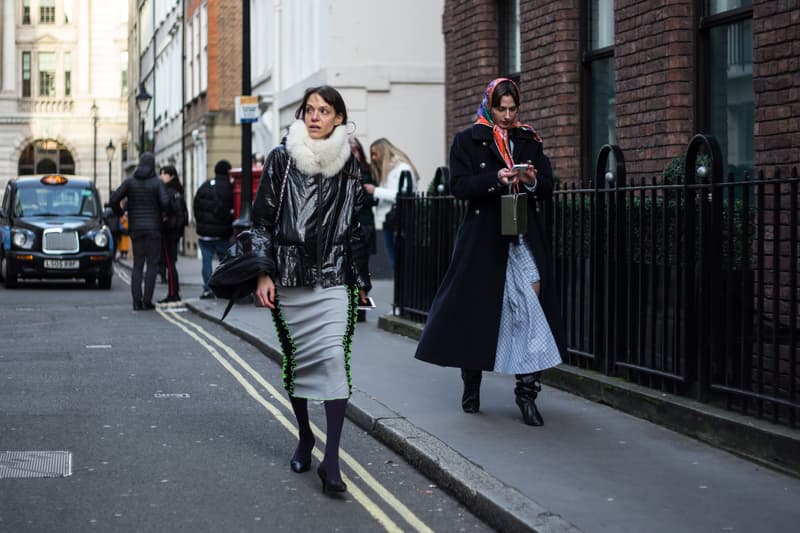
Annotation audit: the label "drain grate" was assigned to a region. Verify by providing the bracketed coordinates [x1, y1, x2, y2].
[0, 451, 72, 479]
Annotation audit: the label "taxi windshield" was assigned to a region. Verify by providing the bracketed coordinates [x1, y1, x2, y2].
[14, 186, 98, 218]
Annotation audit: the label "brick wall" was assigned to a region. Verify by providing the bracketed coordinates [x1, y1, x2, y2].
[207, 0, 242, 112]
[443, 1, 499, 147]
[615, 0, 696, 177]
[752, 0, 800, 170]
[520, 0, 581, 181]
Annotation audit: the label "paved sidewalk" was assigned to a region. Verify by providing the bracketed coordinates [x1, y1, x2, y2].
[119, 254, 799, 533]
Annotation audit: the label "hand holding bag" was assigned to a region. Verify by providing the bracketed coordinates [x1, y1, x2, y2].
[501, 182, 528, 236]
[208, 158, 291, 320]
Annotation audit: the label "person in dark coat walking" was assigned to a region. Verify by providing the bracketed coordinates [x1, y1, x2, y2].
[158, 165, 188, 303]
[193, 159, 234, 298]
[110, 152, 170, 310]
[415, 78, 566, 426]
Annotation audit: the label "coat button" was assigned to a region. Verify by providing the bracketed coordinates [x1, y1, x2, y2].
[482, 141, 488, 146]
[479, 162, 486, 169]
[488, 187, 495, 192]
[474, 209, 480, 215]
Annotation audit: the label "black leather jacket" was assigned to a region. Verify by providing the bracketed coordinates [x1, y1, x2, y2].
[251, 145, 371, 292]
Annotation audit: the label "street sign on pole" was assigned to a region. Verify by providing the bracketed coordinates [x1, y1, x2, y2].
[235, 96, 259, 124]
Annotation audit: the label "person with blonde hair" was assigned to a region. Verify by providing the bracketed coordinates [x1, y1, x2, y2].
[363, 138, 419, 268]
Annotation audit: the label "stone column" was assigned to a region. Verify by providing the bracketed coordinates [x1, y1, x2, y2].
[2, 0, 16, 93]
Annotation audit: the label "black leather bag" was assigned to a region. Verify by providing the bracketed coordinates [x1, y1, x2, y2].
[208, 231, 273, 320]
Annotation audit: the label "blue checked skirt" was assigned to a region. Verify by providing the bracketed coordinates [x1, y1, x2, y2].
[493, 237, 562, 374]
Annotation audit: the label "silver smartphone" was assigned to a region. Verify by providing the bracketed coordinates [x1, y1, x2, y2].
[358, 296, 376, 310]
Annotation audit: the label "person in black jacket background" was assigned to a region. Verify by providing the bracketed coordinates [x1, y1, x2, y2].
[158, 165, 188, 304]
[110, 152, 170, 310]
[349, 135, 377, 322]
[193, 159, 234, 299]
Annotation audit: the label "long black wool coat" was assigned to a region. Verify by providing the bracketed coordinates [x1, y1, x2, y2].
[414, 124, 566, 371]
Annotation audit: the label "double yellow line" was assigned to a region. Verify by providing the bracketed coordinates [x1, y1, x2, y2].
[157, 307, 433, 533]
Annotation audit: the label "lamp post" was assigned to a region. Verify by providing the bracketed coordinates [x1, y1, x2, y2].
[234, 0, 253, 235]
[106, 139, 116, 201]
[91, 101, 98, 184]
[135, 82, 152, 155]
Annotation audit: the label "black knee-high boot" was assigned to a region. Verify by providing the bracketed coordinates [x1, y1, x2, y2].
[289, 396, 315, 473]
[461, 368, 482, 413]
[318, 398, 348, 493]
[514, 372, 544, 426]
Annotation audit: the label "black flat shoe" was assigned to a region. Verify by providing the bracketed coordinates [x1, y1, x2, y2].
[290, 458, 311, 473]
[317, 467, 346, 494]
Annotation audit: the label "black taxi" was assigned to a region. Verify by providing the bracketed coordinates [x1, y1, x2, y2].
[0, 174, 114, 289]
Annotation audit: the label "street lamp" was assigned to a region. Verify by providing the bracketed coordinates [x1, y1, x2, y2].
[135, 82, 152, 155]
[106, 139, 116, 201]
[91, 101, 98, 184]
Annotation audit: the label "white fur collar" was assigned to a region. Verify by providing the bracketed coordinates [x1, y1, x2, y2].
[285, 120, 351, 178]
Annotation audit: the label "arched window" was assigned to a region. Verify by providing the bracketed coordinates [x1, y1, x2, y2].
[17, 139, 75, 175]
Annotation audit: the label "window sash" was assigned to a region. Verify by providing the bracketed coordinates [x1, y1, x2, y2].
[38, 52, 56, 97]
[22, 51, 31, 97]
[40, 0, 55, 24]
[498, 0, 521, 77]
[589, 0, 614, 50]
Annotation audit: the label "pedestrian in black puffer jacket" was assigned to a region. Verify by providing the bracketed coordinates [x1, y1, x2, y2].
[157, 165, 188, 304]
[193, 160, 234, 298]
[110, 152, 170, 310]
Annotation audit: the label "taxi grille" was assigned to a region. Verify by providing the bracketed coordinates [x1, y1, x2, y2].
[43, 230, 79, 254]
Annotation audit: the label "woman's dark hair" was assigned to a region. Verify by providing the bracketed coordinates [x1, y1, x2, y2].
[159, 165, 178, 178]
[295, 85, 348, 125]
[349, 136, 370, 173]
[491, 80, 520, 108]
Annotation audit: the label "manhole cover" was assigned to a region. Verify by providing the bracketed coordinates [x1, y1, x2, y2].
[0, 451, 72, 479]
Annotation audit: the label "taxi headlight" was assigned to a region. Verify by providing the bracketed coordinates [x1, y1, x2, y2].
[94, 231, 109, 248]
[12, 229, 34, 249]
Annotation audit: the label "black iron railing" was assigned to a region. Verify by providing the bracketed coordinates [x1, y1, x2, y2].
[393, 136, 799, 427]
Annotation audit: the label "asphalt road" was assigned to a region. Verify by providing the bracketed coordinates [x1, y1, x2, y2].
[0, 270, 492, 532]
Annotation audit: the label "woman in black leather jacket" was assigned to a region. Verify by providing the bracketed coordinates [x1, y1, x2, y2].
[251, 85, 370, 495]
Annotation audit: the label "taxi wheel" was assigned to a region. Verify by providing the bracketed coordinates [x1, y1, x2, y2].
[99, 275, 112, 290]
[84, 276, 96, 287]
[1, 257, 18, 288]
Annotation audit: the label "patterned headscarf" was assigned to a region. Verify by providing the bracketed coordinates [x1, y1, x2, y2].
[474, 78, 540, 169]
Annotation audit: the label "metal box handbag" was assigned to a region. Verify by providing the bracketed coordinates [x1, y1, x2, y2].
[501, 183, 528, 236]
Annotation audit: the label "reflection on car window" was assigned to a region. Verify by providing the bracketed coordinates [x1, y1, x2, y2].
[15, 187, 97, 217]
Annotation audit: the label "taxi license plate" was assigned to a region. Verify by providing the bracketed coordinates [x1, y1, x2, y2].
[44, 259, 80, 269]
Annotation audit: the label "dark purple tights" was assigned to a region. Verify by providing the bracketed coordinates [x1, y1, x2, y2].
[289, 396, 348, 483]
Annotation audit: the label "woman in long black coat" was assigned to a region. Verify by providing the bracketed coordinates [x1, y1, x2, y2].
[415, 78, 565, 426]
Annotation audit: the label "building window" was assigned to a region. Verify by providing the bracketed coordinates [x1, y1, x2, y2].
[121, 51, 128, 97]
[701, 1, 753, 180]
[64, 0, 73, 23]
[498, 0, 521, 79]
[22, 52, 31, 97]
[38, 52, 56, 96]
[40, 0, 55, 24]
[64, 52, 71, 97]
[583, 0, 615, 172]
[22, 0, 31, 24]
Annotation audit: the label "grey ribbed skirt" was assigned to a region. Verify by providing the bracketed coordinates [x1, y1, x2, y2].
[271, 284, 355, 400]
